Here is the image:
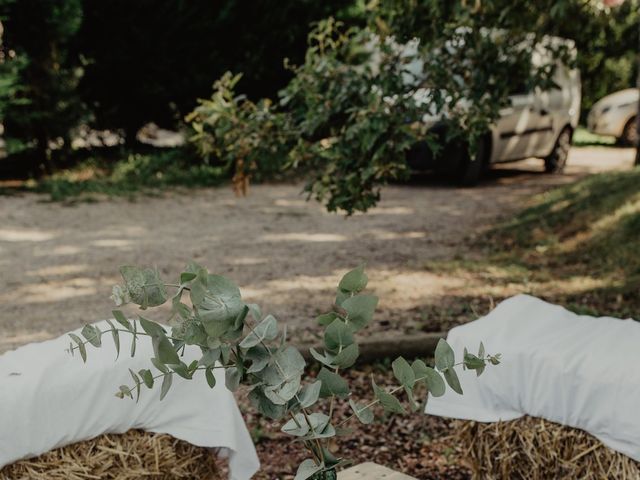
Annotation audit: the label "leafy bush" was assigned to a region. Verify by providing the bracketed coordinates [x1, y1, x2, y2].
[187, 17, 558, 214]
[70, 264, 500, 478]
[0, 0, 86, 166]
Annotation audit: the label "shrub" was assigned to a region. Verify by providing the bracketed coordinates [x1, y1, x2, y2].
[186, 17, 558, 214]
[70, 264, 500, 479]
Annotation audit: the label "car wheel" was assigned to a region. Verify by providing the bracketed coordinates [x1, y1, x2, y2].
[544, 127, 571, 174]
[620, 116, 638, 147]
[457, 136, 489, 186]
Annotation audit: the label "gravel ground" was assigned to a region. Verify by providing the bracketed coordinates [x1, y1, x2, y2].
[0, 146, 635, 479]
[0, 147, 634, 354]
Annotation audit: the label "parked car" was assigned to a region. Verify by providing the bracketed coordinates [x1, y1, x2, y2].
[587, 88, 638, 146]
[405, 36, 581, 184]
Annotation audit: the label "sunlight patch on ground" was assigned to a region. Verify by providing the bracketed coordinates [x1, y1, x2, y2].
[33, 245, 83, 256]
[273, 198, 309, 207]
[27, 264, 88, 277]
[0, 228, 57, 242]
[260, 232, 348, 243]
[0, 278, 99, 304]
[557, 193, 640, 254]
[461, 274, 615, 299]
[227, 257, 269, 266]
[241, 268, 467, 314]
[354, 206, 415, 216]
[368, 230, 427, 240]
[91, 239, 133, 248]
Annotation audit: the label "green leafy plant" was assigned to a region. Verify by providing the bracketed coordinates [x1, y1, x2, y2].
[69, 264, 500, 479]
[186, 14, 567, 214]
[1, 0, 86, 168]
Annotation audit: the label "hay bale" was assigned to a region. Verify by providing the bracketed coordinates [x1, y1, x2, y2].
[453, 416, 640, 480]
[0, 430, 221, 480]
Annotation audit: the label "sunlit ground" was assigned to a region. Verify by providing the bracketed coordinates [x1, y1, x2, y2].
[0, 146, 636, 353]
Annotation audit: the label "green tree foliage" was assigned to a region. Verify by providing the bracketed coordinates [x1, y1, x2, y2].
[187, 0, 638, 214]
[187, 14, 561, 213]
[373, 0, 640, 116]
[71, 263, 500, 478]
[74, 0, 351, 142]
[0, 6, 27, 156]
[0, 0, 85, 168]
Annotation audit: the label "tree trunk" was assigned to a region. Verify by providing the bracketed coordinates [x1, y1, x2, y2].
[636, 17, 640, 166]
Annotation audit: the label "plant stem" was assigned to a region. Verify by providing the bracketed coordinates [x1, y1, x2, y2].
[338, 359, 478, 427]
[68, 327, 197, 354]
[120, 365, 229, 397]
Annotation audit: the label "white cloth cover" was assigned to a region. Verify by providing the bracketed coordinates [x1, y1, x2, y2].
[425, 294, 640, 462]
[0, 320, 260, 479]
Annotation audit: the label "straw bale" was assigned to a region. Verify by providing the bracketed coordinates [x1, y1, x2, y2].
[453, 416, 640, 480]
[0, 430, 221, 480]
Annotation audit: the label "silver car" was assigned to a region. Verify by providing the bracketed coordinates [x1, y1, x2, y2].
[587, 88, 638, 146]
[408, 36, 581, 184]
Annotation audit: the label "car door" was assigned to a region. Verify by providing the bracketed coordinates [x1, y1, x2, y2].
[493, 92, 542, 161]
[529, 87, 555, 157]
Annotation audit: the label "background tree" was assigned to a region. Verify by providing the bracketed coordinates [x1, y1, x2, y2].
[371, 0, 639, 117]
[74, 0, 352, 144]
[0, 0, 85, 171]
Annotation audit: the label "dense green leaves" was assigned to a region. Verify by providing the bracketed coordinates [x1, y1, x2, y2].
[81, 325, 102, 348]
[282, 413, 310, 437]
[392, 357, 415, 389]
[249, 388, 287, 420]
[341, 295, 378, 331]
[160, 373, 173, 401]
[240, 315, 278, 349]
[349, 399, 374, 425]
[105, 319, 120, 358]
[69, 262, 499, 478]
[443, 368, 463, 395]
[112, 310, 132, 332]
[435, 339, 455, 371]
[299, 381, 322, 408]
[338, 265, 368, 294]
[372, 380, 406, 415]
[294, 459, 324, 480]
[119, 266, 168, 309]
[139, 369, 154, 389]
[324, 319, 354, 353]
[225, 366, 242, 392]
[332, 343, 359, 368]
[411, 359, 445, 397]
[318, 368, 350, 398]
[69, 333, 86, 363]
[152, 335, 180, 365]
[194, 274, 245, 340]
[138, 316, 166, 338]
[205, 368, 217, 388]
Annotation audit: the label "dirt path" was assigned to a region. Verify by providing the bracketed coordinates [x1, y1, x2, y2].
[0, 147, 635, 353]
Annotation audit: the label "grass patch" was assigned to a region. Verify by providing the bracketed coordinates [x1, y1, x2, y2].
[572, 127, 617, 147]
[22, 149, 228, 201]
[427, 167, 640, 319]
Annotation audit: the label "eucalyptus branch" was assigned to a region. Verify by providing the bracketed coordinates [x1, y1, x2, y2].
[67, 327, 190, 355]
[339, 358, 494, 427]
[244, 316, 325, 464]
[71, 262, 500, 480]
[118, 365, 229, 399]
